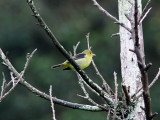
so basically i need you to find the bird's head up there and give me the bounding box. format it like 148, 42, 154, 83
82, 49, 96, 57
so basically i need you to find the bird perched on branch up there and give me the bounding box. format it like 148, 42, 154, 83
51, 49, 96, 70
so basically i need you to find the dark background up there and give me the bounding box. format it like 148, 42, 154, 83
0, 0, 160, 120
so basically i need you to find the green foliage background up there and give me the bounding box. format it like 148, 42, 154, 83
0, 0, 160, 119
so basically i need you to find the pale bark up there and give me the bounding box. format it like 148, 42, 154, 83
118, 0, 145, 119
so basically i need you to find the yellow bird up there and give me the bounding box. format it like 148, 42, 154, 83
51, 49, 96, 70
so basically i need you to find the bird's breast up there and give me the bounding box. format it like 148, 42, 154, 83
75, 57, 92, 69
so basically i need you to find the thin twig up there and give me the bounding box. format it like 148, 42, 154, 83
23, 49, 37, 73
92, 0, 131, 33
73, 41, 80, 55
113, 72, 118, 120
142, 0, 151, 14
0, 49, 37, 102
1, 72, 22, 101
86, 33, 91, 50
92, 59, 112, 94
149, 112, 158, 119
144, 62, 152, 72
86, 33, 114, 96
139, 7, 152, 25
107, 109, 111, 120
6, 77, 16, 88
149, 68, 160, 88
0, 72, 6, 100
114, 72, 118, 105
73, 42, 100, 96
77, 73, 120, 120
10, 72, 15, 86
77, 74, 107, 111
69, 51, 72, 56
139, 0, 152, 25
111, 33, 120, 37
133, 68, 160, 99
49, 85, 56, 120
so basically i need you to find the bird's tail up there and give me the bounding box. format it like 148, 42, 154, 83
51, 64, 62, 69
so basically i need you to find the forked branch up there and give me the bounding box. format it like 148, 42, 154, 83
133, 0, 152, 119
49, 85, 57, 120
92, 0, 131, 33
0, 48, 103, 112
0, 49, 37, 102
86, 33, 114, 96
27, 0, 113, 105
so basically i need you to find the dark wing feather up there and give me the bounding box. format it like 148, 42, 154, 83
73, 53, 86, 60
63, 67, 71, 70
64, 53, 86, 64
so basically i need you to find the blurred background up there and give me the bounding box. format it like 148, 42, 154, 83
0, 0, 160, 119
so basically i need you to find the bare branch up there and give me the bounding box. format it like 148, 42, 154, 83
86, 33, 114, 96
0, 49, 37, 102
73, 41, 80, 55
0, 48, 103, 111
77, 73, 121, 120
77, 73, 107, 111
133, 68, 160, 100
114, 72, 118, 104
73, 41, 100, 96
139, 0, 152, 25
114, 73, 118, 96
92, 0, 117, 22
86, 32, 91, 50
92, 0, 131, 33
107, 109, 111, 120
149, 68, 160, 88
125, 14, 133, 24
122, 85, 131, 106
133, 0, 152, 119
142, 0, 151, 14
73, 41, 101, 96
10, 72, 15, 86
22, 79, 103, 111
69, 51, 72, 56
49, 85, 56, 120
6, 79, 14, 88
23, 49, 37, 73
92, 59, 114, 95
27, 0, 113, 104
144, 62, 152, 72
113, 72, 118, 120
111, 33, 120, 38
149, 112, 158, 119
139, 7, 152, 25
134, 0, 140, 47
0, 72, 6, 100
1, 72, 22, 101
83, 80, 100, 96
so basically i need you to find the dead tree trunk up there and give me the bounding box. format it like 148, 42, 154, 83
118, 0, 145, 119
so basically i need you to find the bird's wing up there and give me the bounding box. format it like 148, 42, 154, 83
73, 53, 86, 60
63, 53, 86, 64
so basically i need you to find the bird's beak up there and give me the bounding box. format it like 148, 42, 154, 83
92, 53, 96, 56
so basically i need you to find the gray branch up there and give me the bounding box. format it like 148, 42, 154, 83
0, 48, 103, 112
27, 0, 113, 105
